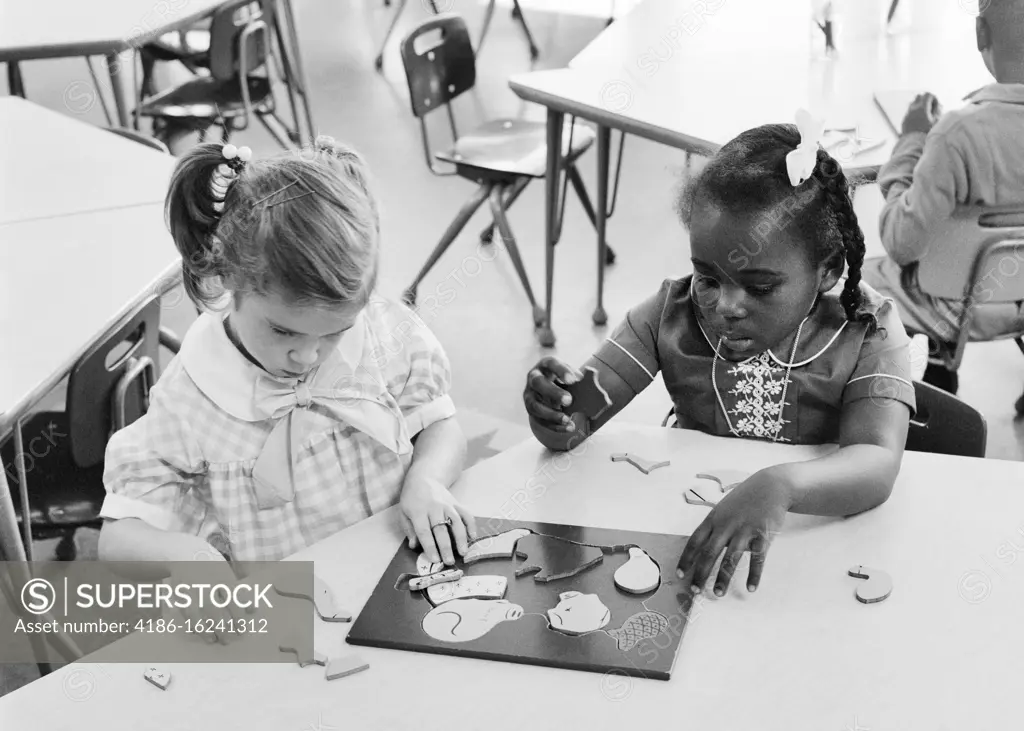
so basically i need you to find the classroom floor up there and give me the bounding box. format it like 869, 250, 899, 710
4, 0, 1024, 700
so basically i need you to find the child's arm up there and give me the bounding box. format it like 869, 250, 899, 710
98, 518, 223, 563
398, 416, 474, 566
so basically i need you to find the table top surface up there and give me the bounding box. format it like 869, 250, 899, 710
521, 0, 992, 167
0, 98, 178, 226
3, 423, 1023, 729
0, 203, 180, 429
0, 0, 226, 60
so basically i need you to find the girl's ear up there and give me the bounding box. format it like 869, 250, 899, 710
818, 251, 844, 293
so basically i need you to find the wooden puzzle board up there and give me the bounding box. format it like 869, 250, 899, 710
346, 518, 694, 681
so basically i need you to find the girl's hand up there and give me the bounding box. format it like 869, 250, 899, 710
677, 470, 793, 597
524, 357, 583, 433
902, 93, 942, 135
399, 477, 477, 566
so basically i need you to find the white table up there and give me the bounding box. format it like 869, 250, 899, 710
3, 423, 1022, 728
0, 97, 176, 225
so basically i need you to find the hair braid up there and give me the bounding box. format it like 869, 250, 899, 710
813, 149, 878, 334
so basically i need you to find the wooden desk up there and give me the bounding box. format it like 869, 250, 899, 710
511, 0, 992, 346
0, 98, 177, 225
0, 204, 181, 567
2, 423, 1022, 728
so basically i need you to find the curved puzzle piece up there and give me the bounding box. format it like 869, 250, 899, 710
278, 636, 326, 667
562, 366, 612, 420
611, 453, 670, 475
463, 528, 531, 564
848, 566, 892, 604
143, 666, 171, 690
514, 533, 603, 582
427, 575, 508, 605
684, 470, 750, 507
274, 574, 352, 622
613, 547, 661, 594
695, 470, 750, 490
326, 654, 369, 681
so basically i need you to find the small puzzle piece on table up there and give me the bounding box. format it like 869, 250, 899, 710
561, 366, 612, 421
610, 453, 670, 475
274, 573, 352, 622
143, 666, 171, 690
514, 533, 604, 582
326, 654, 370, 681
684, 469, 750, 507
848, 565, 892, 604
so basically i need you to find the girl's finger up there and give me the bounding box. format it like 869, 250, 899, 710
399, 512, 418, 549
536, 357, 582, 384
445, 505, 470, 557
527, 369, 573, 409
452, 503, 478, 544
525, 393, 575, 431
429, 513, 456, 566
685, 531, 730, 595
746, 529, 774, 592
677, 521, 713, 577
713, 533, 753, 598
412, 516, 438, 563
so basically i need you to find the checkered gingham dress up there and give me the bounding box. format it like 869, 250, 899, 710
101, 297, 455, 562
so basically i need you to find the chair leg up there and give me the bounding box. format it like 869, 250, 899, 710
403, 184, 494, 305
375, 0, 409, 71
488, 185, 545, 327
257, 111, 294, 150
7, 61, 25, 97
510, 0, 540, 60
477, 0, 497, 56
479, 177, 531, 244
54, 532, 77, 562
567, 162, 617, 266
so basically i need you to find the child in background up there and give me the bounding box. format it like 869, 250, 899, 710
861, 0, 1024, 393
99, 138, 476, 575
523, 116, 915, 598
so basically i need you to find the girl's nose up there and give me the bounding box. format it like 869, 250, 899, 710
715, 286, 748, 319
290, 346, 319, 367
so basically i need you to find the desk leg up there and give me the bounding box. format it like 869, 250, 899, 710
105, 52, 130, 128
538, 109, 564, 348
594, 125, 610, 327
278, 0, 316, 141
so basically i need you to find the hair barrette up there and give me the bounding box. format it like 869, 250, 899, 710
785, 108, 825, 187
222, 143, 252, 173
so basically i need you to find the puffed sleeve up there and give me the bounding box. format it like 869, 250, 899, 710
100, 379, 210, 534
842, 298, 917, 416
592, 280, 668, 394
375, 300, 456, 437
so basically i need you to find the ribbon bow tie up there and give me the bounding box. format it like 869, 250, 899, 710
249, 373, 412, 509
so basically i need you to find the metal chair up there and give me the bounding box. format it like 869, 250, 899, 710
0, 295, 161, 561
397, 14, 610, 330
914, 205, 1024, 415
376, 0, 538, 71
136, 0, 297, 149
906, 380, 987, 458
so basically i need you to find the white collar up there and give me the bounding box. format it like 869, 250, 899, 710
179, 309, 369, 422
694, 310, 847, 368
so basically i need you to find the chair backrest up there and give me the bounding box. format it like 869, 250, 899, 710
905, 380, 987, 458
917, 204, 1024, 301
207, 0, 274, 81
65, 295, 162, 468
399, 14, 476, 120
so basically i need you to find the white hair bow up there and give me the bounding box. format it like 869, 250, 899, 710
785, 108, 825, 187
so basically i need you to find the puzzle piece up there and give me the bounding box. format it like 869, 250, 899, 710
848, 566, 892, 604
613, 546, 661, 594
426, 574, 507, 605
695, 470, 749, 490
143, 666, 171, 690
684, 470, 749, 507
514, 533, 604, 582
610, 453, 670, 475
279, 634, 321, 667
274, 574, 352, 622
408, 569, 463, 591
325, 654, 370, 681
561, 366, 612, 421
463, 528, 531, 564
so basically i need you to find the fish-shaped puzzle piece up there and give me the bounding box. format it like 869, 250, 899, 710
604, 610, 669, 652
143, 666, 171, 690
326, 654, 369, 681
427, 575, 508, 605
561, 366, 612, 421
463, 528, 531, 564
274, 573, 352, 622
613, 547, 661, 594
848, 566, 892, 604
514, 533, 603, 582
611, 453, 670, 475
